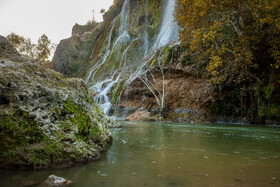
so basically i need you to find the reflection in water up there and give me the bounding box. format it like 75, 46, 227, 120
1, 122, 280, 186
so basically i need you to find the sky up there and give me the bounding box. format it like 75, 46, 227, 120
0, 0, 114, 44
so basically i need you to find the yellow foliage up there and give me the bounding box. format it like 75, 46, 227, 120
176, 0, 280, 83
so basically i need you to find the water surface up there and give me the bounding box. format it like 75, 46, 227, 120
1, 122, 280, 186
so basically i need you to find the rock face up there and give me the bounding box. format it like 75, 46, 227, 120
72, 23, 96, 36
120, 63, 216, 122
115, 45, 218, 123
0, 35, 22, 61
125, 111, 151, 121
0, 35, 120, 169
122, 64, 215, 111
53, 22, 102, 77
52, 35, 88, 76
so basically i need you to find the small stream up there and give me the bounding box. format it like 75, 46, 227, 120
1, 122, 280, 186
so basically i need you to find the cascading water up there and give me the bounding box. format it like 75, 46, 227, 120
153, 0, 179, 49
87, 0, 131, 114
87, 0, 179, 115
90, 74, 121, 115
143, 0, 150, 56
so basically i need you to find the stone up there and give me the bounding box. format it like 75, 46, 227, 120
44, 175, 73, 186
126, 111, 151, 121
72, 23, 97, 36
53, 22, 101, 77
0, 35, 121, 169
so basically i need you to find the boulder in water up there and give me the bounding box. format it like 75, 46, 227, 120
126, 111, 151, 121
44, 175, 73, 186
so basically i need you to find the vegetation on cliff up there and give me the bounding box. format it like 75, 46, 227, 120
175, 0, 280, 123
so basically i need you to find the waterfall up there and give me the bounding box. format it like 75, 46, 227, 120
144, 0, 150, 56
87, 0, 179, 115
153, 0, 178, 49
90, 74, 121, 115
86, 0, 131, 114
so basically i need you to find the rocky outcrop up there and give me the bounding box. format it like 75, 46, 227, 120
122, 64, 215, 111
52, 35, 88, 76
0, 35, 23, 61
53, 22, 102, 77
72, 23, 97, 36
125, 111, 151, 121
0, 36, 120, 169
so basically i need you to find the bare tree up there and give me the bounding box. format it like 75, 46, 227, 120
138, 60, 165, 116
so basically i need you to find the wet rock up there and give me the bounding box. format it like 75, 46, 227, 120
44, 175, 73, 186
0, 35, 121, 169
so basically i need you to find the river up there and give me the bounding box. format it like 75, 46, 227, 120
1, 122, 280, 186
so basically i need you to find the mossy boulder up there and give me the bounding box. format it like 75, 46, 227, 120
0, 35, 120, 169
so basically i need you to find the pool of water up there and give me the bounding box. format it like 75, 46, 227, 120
1, 122, 280, 186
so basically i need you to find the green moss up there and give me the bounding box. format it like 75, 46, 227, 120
26, 138, 63, 168
0, 110, 47, 167
69, 62, 81, 77
111, 79, 126, 104
62, 97, 103, 142
82, 61, 93, 78
63, 97, 80, 113
84, 95, 95, 105
149, 0, 162, 39
169, 113, 189, 121
0, 96, 108, 168
0, 110, 44, 144
60, 83, 67, 87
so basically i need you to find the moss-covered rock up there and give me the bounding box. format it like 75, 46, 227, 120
0, 35, 120, 169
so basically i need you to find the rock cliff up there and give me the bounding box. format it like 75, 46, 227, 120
0, 35, 120, 169
52, 22, 102, 77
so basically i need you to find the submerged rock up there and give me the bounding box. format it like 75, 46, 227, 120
0, 35, 120, 169
44, 175, 73, 186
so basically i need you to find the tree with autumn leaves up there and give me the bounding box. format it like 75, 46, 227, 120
175, 0, 280, 123
7, 33, 55, 64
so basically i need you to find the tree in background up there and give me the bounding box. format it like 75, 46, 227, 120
7, 32, 36, 59
7, 32, 55, 64
36, 34, 52, 64
175, 0, 280, 123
